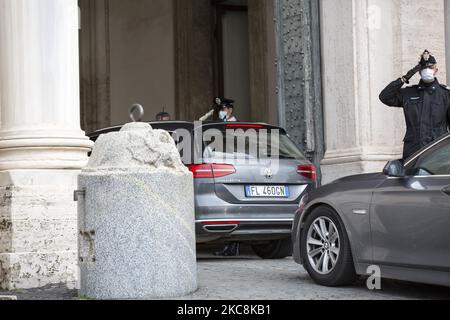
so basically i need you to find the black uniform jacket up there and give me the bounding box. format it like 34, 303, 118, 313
379, 78, 450, 159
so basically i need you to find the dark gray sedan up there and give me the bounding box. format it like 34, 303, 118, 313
293, 134, 450, 287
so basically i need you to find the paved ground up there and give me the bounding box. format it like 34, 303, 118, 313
1, 245, 449, 300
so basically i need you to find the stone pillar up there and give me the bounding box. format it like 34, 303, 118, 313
79, 0, 112, 134
248, 0, 270, 123
174, 0, 215, 121
0, 0, 93, 290
320, 0, 447, 184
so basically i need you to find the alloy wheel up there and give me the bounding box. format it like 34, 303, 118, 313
306, 217, 341, 275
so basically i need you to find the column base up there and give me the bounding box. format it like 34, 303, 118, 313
0, 170, 80, 290
0, 132, 93, 170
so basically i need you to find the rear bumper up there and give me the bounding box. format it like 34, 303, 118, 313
194, 190, 300, 243
195, 218, 294, 244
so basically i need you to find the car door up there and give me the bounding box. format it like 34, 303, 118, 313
371, 137, 450, 271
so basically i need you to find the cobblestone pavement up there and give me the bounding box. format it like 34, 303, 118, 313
1, 245, 449, 300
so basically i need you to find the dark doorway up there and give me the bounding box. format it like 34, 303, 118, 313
213, 0, 251, 122
174, 0, 274, 124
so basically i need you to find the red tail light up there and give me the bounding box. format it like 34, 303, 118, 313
187, 164, 213, 179
188, 164, 236, 179
297, 165, 317, 181
211, 164, 237, 178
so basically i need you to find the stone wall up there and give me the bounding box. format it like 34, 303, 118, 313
0, 171, 80, 290
109, 0, 176, 126
79, 0, 176, 132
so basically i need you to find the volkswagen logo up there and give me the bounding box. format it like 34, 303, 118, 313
264, 168, 273, 179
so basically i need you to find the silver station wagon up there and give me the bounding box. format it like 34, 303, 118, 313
90, 122, 316, 259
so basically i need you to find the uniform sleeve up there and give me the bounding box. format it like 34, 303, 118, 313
379, 78, 405, 108
199, 109, 215, 121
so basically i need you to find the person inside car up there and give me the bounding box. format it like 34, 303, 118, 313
156, 111, 171, 121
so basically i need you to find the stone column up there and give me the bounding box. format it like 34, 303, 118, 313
79, 0, 112, 134
248, 0, 270, 123
174, 0, 215, 121
0, 0, 93, 290
320, 0, 447, 184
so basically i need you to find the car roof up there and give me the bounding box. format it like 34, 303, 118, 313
199, 122, 286, 133
87, 121, 193, 139
88, 121, 285, 140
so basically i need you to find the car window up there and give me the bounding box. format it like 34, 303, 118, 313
203, 130, 307, 161
411, 139, 450, 176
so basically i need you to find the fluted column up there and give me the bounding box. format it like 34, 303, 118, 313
0, 0, 93, 170
0, 0, 93, 290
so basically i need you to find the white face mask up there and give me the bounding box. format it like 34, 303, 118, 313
420, 68, 435, 82
219, 111, 227, 120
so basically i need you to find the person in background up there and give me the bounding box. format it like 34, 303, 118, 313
199, 97, 222, 121
156, 111, 171, 121
215, 97, 240, 257
200, 97, 236, 122
199, 97, 241, 256
215, 242, 240, 257
219, 100, 238, 122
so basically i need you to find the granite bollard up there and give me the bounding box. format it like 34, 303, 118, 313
76, 122, 197, 299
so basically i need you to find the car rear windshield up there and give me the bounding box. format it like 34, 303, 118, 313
202, 129, 307, 161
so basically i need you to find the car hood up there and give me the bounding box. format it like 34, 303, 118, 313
330, 172, 385, 185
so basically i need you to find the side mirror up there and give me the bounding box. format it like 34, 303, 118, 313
383, 160, 406, 177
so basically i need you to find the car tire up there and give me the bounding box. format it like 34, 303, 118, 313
300, 206, 357, 287
251, 239, 292, 260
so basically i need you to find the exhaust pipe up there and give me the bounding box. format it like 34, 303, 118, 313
203, 224, 239, 233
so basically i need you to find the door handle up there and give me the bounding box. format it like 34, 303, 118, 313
442, 186, 450, 196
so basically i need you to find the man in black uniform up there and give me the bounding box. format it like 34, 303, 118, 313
379, 50, 450, 159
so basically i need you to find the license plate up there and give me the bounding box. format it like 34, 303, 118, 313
245, 186, 290, 198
